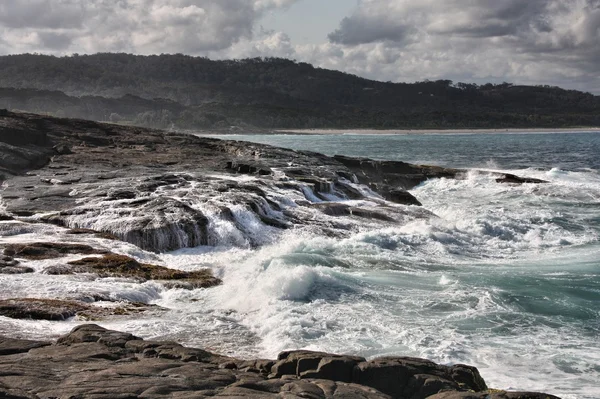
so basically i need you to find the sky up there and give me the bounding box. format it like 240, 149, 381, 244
0, 0, 599, 93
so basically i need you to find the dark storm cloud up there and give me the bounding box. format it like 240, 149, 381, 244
328, 16, 414, 45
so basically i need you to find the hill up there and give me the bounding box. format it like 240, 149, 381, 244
0, 53, 599, 129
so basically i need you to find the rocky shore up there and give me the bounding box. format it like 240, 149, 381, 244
0, 110, 557, 398
0, 324, 559, 399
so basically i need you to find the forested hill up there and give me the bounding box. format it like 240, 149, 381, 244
1, 53, 599, 129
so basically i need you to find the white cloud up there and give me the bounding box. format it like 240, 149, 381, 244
317, 0, 600, 91
0, 0, 299, 54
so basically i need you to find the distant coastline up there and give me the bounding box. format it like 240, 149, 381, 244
272, 127, 600, 135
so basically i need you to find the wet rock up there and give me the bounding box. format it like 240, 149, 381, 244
334, 155, 461, 190
0, 298, 91, 320
67, 253, 221, 288
495, 174, 549, 184
53, 144, 72, 155
376, 186, 422, 206
0, 298, 161, 321
0, 256, 34, 274
312, 203, 353, 216
54, 197, 211, 252
4, 242, 107, 260
0, 213, 14, 221
41, 264, 74, 275
0, 111, 557, 254
226, 160, 272, 175
311, 203, 394, 222
65, 228, 119, 240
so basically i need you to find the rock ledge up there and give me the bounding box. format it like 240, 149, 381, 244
0, 324, 560, 399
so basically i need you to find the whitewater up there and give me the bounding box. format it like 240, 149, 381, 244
1, 131, 599, 399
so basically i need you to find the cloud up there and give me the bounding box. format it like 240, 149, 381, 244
0, 0, 300, 54
0, 0, 599, 93
318, 0, 600, 92
213, 0, 600, 93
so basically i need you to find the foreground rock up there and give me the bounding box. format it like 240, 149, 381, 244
0, 111, 547, 252
0, 324, 559, 399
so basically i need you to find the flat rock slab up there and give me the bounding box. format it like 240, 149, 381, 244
0, 111, 547, 253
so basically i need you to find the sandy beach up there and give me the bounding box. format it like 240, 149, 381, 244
273, 127, 600, 135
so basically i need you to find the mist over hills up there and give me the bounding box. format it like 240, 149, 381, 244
1, 53, 599, 130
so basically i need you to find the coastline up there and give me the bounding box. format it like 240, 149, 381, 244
0, 111, 594, 398
272, 127, 600, 135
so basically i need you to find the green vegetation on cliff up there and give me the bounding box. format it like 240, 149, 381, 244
0, 53, 598, 129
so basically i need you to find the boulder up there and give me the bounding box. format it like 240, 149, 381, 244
352, 357, 487, 398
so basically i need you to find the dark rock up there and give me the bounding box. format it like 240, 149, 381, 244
379, 187, 422, 206
495, 174, 549, 184
334, 155, 461, 190
226, 160, 273, 176
4, 242, 107, 260
0, 265, 35, 274
67, 253, 221, 288
312, 203, 353, 216
272, 351, 366, 383
0, 213, 14, 221
41, 264, 74, 275
65, 228, 119, 240
0, 298, 160, 321
53, 144, 72, 155
0, 298, 90, 320
352, 356, 488, 399
0, 110, 557, 255
0, 325, 560, 399
57, 324, 140, 347
56, 197, 211, 252
301, 357, 362, 383
0, 337, 51, 356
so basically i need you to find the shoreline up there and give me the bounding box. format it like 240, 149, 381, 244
271, 127, 600, 135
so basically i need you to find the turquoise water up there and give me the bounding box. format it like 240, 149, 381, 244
216, 131, 600, 171
199, 131, 600, 398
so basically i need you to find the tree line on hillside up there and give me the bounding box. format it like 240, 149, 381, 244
0, 53, 598, 129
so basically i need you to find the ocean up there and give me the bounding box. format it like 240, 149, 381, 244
2, 131, 599, 398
